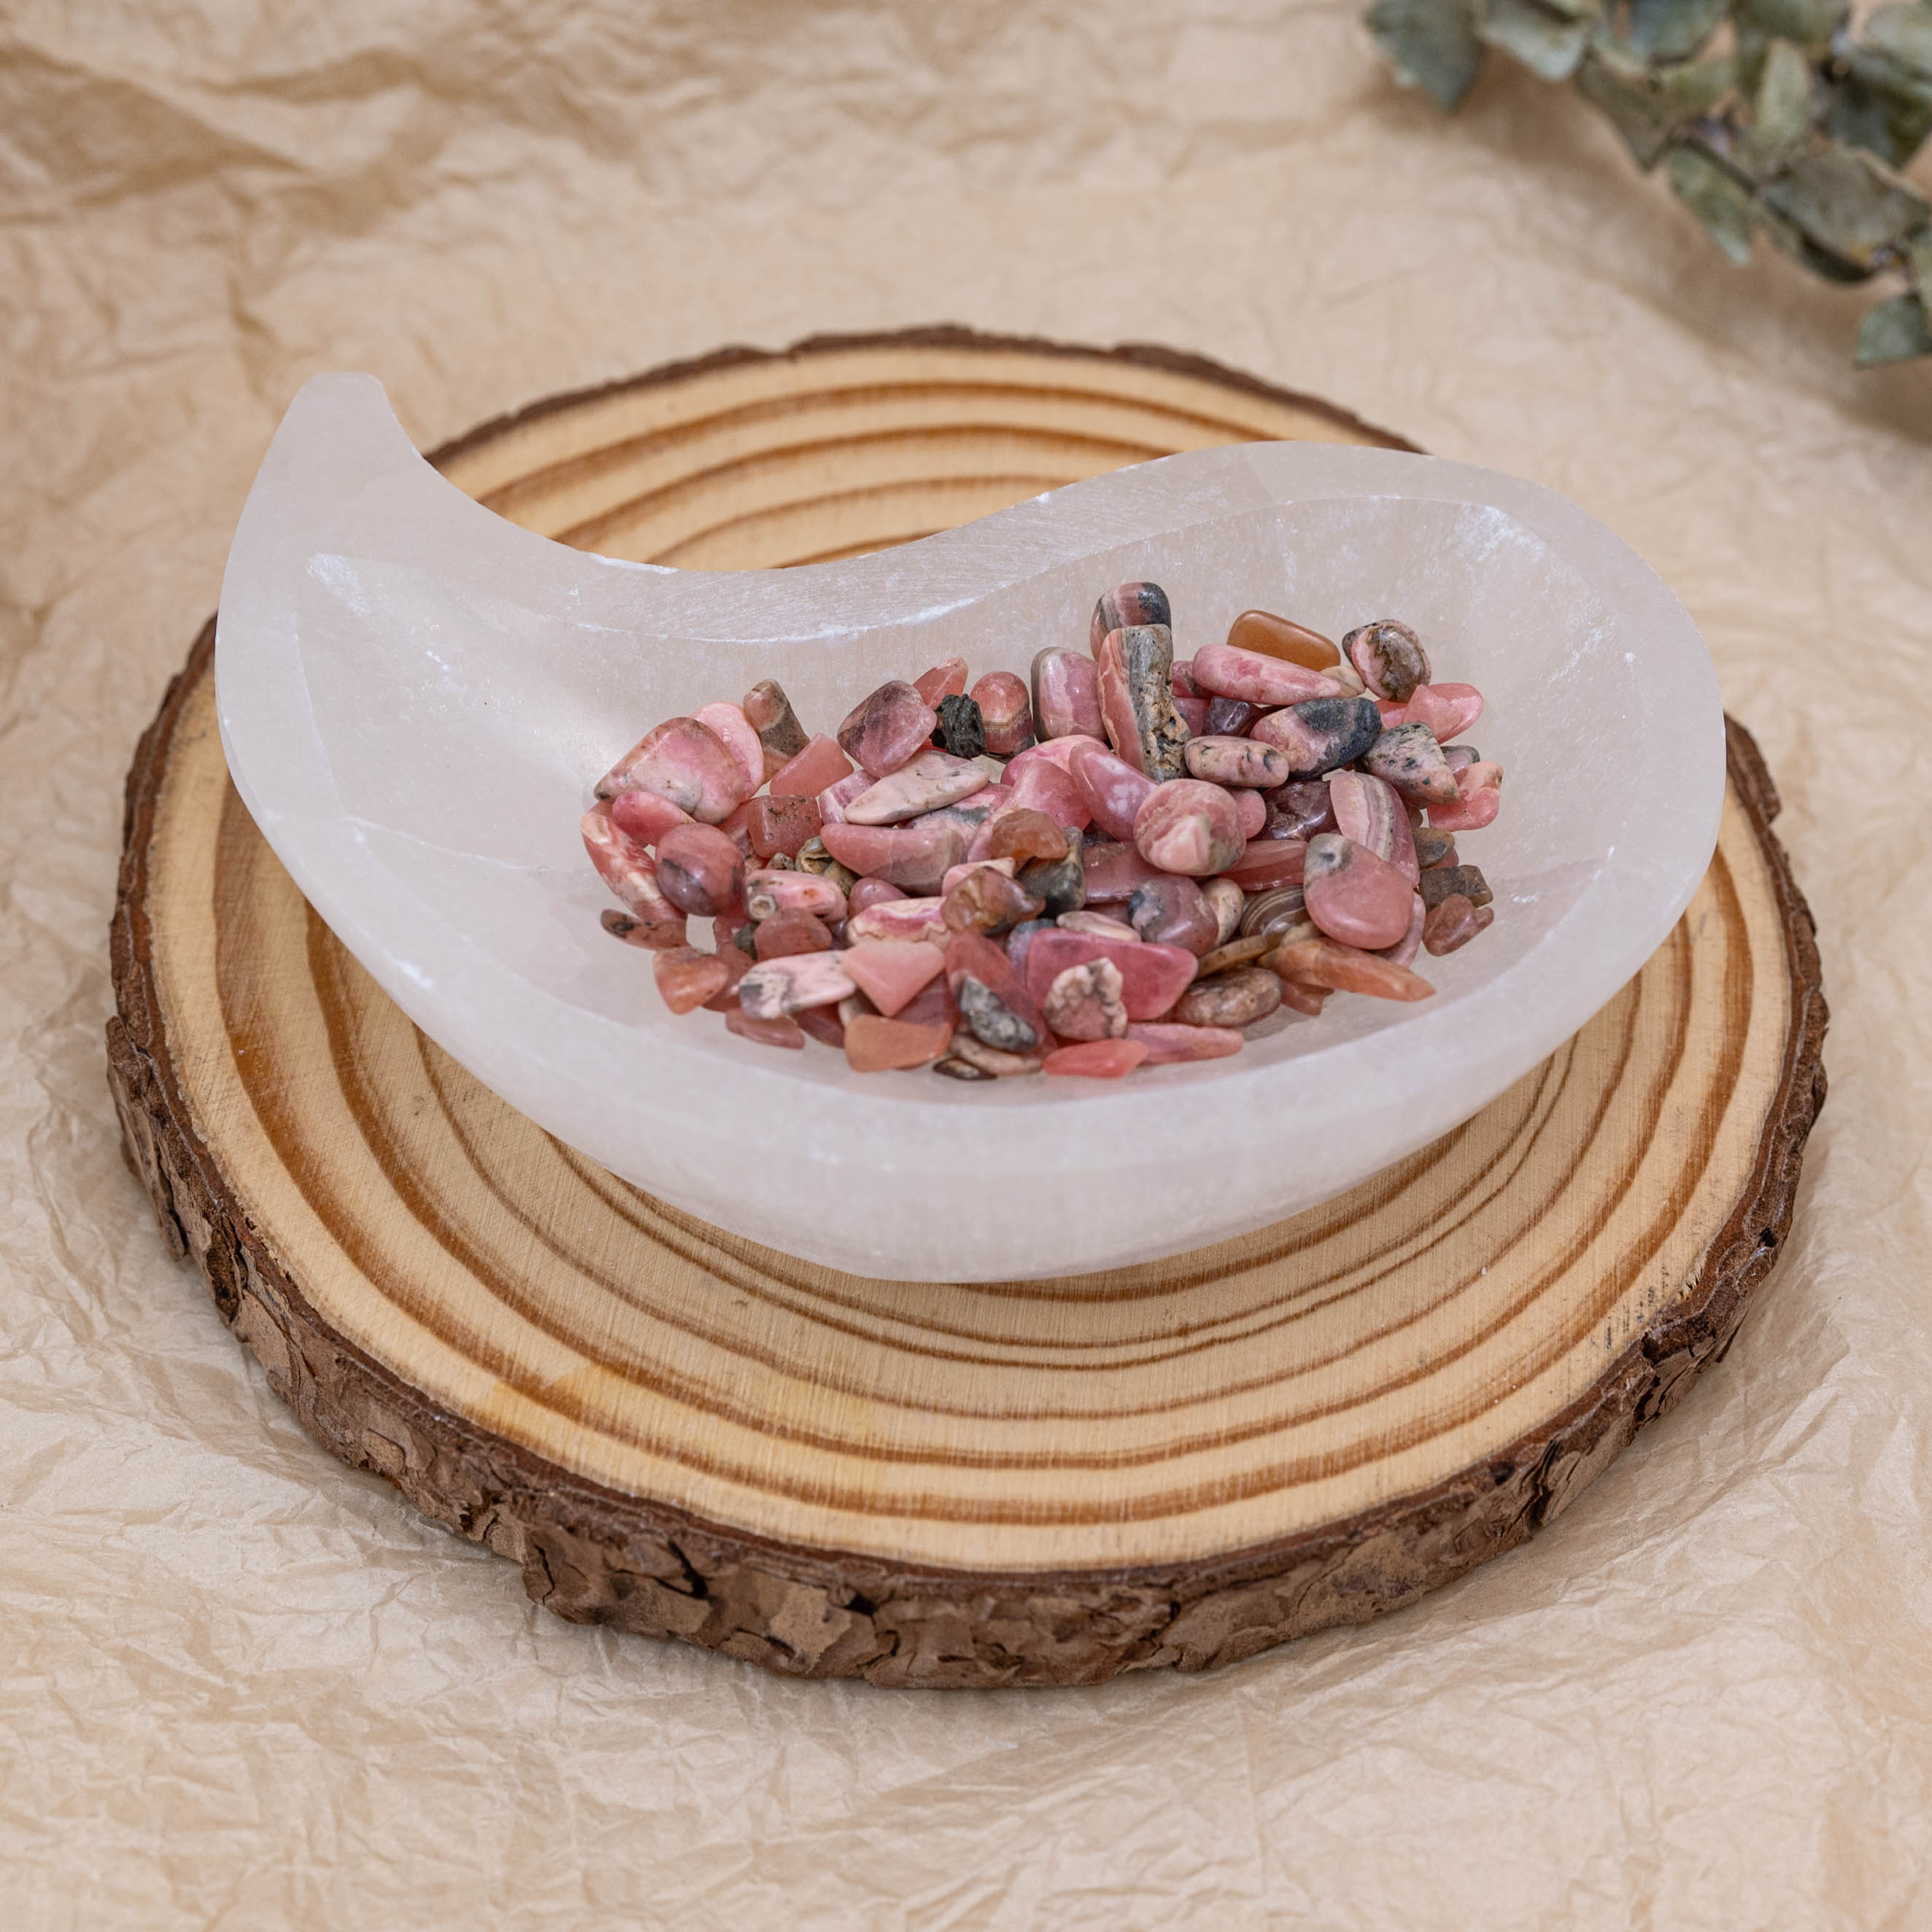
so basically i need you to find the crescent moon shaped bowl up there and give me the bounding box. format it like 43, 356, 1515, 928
215, 374, 1724, 1282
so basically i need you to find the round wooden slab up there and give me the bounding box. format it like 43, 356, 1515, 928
109, 330, 1827, 1688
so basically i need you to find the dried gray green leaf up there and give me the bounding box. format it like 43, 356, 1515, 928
1475, 0, 1593, 79
1828, 47, 1932, 168
1762, 145, 1930, 267
1628, 0, 1728, 60
1579, 47, 1734, 166
1734, 0, 1849, 58
1742, 38, 1817, 173
1866, 1, 1932, 81
1669, 143, 1759, 262
1853, 290, 1932, 362
1367, 0, 1488, 107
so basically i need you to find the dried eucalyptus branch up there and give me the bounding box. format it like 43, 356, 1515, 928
1364, 0, 1932, 364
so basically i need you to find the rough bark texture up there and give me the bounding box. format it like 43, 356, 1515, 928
105, 336, 1826, 1688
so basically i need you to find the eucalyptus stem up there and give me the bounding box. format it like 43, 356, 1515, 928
1364, 0, 1932, 364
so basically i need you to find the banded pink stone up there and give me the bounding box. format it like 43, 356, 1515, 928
693, 701, 765, 797
743, 868, 849, 921
1088, 581, 1170, 657
848, 896, 949, 946
1030, 646, 1105, 741
1329, 770, 1419, 884
1132, 780, 1244, 878
736, 951, 857, 1020
971, 671, 1034, 757
1190, 642, 1342, 708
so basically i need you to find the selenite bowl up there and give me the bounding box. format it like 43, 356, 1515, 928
215, 375, 1724, 1281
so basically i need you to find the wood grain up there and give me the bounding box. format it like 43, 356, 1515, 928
107, 330, 1827, 1686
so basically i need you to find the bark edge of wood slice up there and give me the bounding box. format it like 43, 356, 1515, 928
107, 328, 1828, 1688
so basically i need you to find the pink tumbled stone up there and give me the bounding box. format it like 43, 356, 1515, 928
580, 805, 660, 913
1302, 833, 1417, 950
608, 789, 692, 848
753, 909, 835, 960
913, 657, 970, 706
1233, 787, 1267, 840
971, 671, 1034, 757
1427, 760, 1504, 833
841, 939, 948, 1017
1126, 873, 1218, 956
655, 822, 746, 917
848, 895, 949, 945
1030, 646, 1105, 741
725, 1008, 805, 1050
838, 679, 939, 778
1022, 930, 1197, 1021
844, 1014, 954, 1072
737, 951, 857, 1020
1057, 910, 1140, 942
745, 794, 823, 860
1003, 755, 1089, 832
1183, 735, 1291, 788
693, 701, 765, 797
1078, 841, 1164, 903
944, 930, 1050, 1043
1005, 738, 1087, 778
768, 733, 854, 799
743, 869, 848, 921
1069, 739, 1158, 841
1329, 770, 1419, 882
1126, 1021, 1245, 1064
1190, 642, 1342, 708
816, 770, 872, 824
940, 857, 1017, 897
819, 817, 970, 894
1175, 697, 1209, 736
653, 946, 730, 1016
1404, 682, 1485, 742
844, 749, 987, 825
847, 876, 908, 915
1043, 957, 1129, 1040
1377, 893, 1427, 967
598, 716, 749, 824
600, 901, 687, 951
1220, 838, 1308, 891
1044, 1038, 1149, 1079
1132, 780, 1245, 878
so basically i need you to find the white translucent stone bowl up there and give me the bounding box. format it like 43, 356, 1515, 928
216, 375, 1724, 1282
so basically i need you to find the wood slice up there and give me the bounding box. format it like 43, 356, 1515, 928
108, 330, 1827, 1688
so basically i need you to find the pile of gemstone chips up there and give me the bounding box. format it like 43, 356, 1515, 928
580, 585, 1503, 1081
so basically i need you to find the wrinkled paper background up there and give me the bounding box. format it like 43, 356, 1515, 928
4, 4, 1930, 1925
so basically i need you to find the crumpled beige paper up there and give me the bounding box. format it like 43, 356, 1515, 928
3, 4, 1928, 1925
